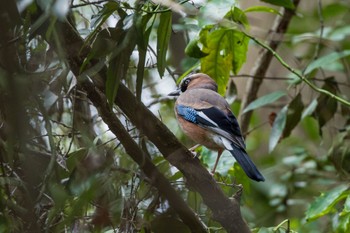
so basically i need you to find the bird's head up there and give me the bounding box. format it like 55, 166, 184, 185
168, 73, 218, 96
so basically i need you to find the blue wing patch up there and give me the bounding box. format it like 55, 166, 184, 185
176, 105, 218, 127
176, 105, 198, 124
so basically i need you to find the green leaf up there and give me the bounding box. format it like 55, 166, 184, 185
341, 195, 350, 216
243, 91, 286, 114
199, 7, 249, 95
260, 0, 295, 9
301, 116, 320, 141
81, 6, 126, 73
337, 212, 350, 233
66, 148, 88, 171
283, 93, 304, 138
185, 38, 208, 58
304, 50, 350, 75
157, 11, 172, 77
269, 106, 288, 152
244, 6, 282, 16
169, 171, 183, 181
306, 185, 349, 222
81, 27, 123, 73
135, 13, 154, 100
224, 7, 249, 74
85, 2, 125, 48
90, 2, 125, 29
106, 27, 137, 108
200, 28, 233, 94
301, 99, 318, 119
106, 56, 122, 108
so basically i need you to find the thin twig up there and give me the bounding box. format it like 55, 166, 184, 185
243, 31, 350, 107
231, 74, 350, 87
71, 0, 108, 8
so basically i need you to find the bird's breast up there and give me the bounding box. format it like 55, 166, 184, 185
177, 117, 225, 151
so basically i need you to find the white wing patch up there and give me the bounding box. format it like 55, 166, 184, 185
220, 136, 233, 150
197, 111, 219, 127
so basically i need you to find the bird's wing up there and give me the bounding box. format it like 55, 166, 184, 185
176, 105, 246, 150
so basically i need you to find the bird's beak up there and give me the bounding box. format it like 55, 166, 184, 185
168, 88, 181, 96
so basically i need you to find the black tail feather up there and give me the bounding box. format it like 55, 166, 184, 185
229, 146, 265, 182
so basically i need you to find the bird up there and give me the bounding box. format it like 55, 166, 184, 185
168, 73, 265, 182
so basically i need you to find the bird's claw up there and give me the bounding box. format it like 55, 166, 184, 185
189, 144, 200, 159
190, 150, 199, 159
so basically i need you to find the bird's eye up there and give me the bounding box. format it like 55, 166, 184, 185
180, 78, 191, 92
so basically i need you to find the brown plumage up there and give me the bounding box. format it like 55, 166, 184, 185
169, 73, 265, 182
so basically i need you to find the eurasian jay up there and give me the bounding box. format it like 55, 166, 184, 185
169, 73, 265, 182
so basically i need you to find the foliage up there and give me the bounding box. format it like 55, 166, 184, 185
185, 7, 249, 94
0, 0, 350, 232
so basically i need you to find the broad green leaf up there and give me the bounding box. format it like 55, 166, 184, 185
269, 106, 288, 152
244, 6, 281, 16
260, 0, 295, 9
306, 185, 349, 222
283, 93, 304, 138
198, 8, 249, 95
224, 6, 249, 27
200, 28, 233, 94
243, 91, 286, 114
304, 50, 350, 75
224, 7, 249, 74
185, 38, 208, 58
301, 99, 318, 119
157, 11, 172, 77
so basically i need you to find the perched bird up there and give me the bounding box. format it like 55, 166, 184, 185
169, 73, 265, 182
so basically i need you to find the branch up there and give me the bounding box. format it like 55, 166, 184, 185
54, 21, 251, 232
25, 10, 208, 231
114, 84, 250, 233
80, 79, 207, 233
239, 0, 301, 134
